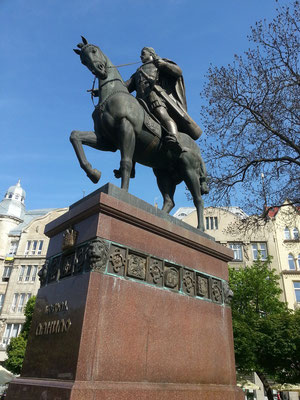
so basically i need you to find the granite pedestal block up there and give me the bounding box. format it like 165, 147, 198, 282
6, 184, 244, 400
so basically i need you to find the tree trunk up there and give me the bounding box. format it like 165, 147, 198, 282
256, 371, 274, 400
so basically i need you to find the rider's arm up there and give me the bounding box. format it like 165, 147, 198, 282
125, 74, 136, 93
155, 59, 182, 78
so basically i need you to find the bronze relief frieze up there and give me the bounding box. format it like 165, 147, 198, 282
41, 237, 230, 307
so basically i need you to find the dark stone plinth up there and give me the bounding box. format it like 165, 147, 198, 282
7, 184, 243, 400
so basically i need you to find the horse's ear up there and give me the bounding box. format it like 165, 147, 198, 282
73, 49, 81, 55
81, 36, 88, 45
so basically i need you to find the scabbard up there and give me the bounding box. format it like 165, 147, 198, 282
153, 84, 190, 123
153, 84, 202, 139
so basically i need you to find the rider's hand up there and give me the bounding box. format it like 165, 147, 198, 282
87, 89, 99, 97
154, 59, 164, 68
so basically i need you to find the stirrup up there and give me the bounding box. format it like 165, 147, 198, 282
164, 135, 182, 154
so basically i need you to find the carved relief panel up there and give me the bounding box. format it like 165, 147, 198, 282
127, 253, 147, 280
108, 245, 126, 276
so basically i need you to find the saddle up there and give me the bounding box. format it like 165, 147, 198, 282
138, 99, 162, 139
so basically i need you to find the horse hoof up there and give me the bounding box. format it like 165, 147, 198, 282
87, 169, 101, 183
113, 169, 122, 179
201, 182, 209, 195
113, 168, 135, 179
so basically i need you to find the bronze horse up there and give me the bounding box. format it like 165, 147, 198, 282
71, 37, 207, 230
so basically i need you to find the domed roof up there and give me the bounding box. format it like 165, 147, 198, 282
5, 179, 26, 203
0, 179, 26, 220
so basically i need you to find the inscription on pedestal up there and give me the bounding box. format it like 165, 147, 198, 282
35, 300, 72, 336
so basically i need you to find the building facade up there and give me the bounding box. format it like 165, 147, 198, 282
0, 181, 67, 361
174, 204, 300, 310
174, 204, 300, 400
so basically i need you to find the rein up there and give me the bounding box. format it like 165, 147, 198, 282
90, 76, 97, 106
89, 60, 141, 106
107, 60, 141, 69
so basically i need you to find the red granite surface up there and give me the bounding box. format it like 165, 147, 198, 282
7, 188, 243, 400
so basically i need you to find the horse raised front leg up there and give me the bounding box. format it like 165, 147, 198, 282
117, 118, 135, 191
70, 130, 101, 183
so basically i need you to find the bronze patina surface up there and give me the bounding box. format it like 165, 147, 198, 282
70, 38, 208, 230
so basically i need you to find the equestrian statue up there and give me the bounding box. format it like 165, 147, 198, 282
71, 37, 209, 230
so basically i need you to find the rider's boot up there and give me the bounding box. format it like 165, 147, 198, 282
164, 121, 182, 154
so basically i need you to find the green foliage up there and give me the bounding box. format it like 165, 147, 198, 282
229, 259, 300, 384
21, 296, 36, 340
4, 296, 36, 375
229, 256, 285, 319
4, 336, 27, 375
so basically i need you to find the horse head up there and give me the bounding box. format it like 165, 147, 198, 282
74, 36, 108, 79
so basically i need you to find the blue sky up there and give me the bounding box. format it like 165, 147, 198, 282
0, 0, 289, 212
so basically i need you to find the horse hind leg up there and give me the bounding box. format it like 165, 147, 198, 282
70, 130, 101, 183
179, 157, 204, 230
153, 169, 176, 213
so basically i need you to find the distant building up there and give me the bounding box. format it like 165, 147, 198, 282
175, 204, 300, 400
0, 181, 67, 361
174, 203, 300, 310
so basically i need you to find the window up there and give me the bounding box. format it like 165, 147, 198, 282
8, 240, 19, 255
205, 216, 218, 230
25, 241, 31, 255
31, 266, 38, 282
25, 293, 31, 305
288, 254, 296, 270
2, 323, 22, 346
19, 265, 38, 282
284, 227, 291, 240
18, 266, 26, 282
31, 241, 38, 255
0, 294, 5, 313
25, 266, 32, 282
252, 243, 267, 260
2, 266, 12, 282
214, 217, 218, 230
293, 228, 299, 240
11, 294, 19, 312
17, 294, 26, 313
11, 293, 30, 313
229, 243, 243, 261
293, 282, 300, 303
37, 240, 43, 255
25, 240, 43, 255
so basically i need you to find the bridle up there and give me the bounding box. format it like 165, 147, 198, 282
89, 60, 142, 106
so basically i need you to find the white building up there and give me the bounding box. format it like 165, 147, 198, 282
0, 181, 67, 361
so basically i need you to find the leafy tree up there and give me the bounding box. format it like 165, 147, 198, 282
202, 1, 300, 213
4, 296, 36, 374
229, 258, 300, 400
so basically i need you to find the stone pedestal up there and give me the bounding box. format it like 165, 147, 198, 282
7, 184, 244, 400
